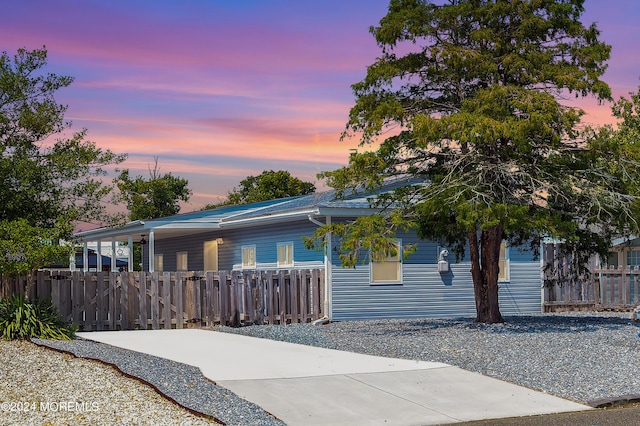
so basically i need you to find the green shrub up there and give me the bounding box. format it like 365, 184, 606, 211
0, 294, 77, 340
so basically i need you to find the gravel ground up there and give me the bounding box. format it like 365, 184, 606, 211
217, 312, 640, 405
0, 339, 221, 426
33, 338, 285, 426
11, 312, 640, 425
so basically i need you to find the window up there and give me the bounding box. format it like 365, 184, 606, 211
627, 250, 640, 267
277, 242, 294, 267
204, 240, 219, 271
498, 242, 509, 282
176, 251, 188, 271
154, 254, 164, 272
242, 246, 256, 268
371, 241, 402, 283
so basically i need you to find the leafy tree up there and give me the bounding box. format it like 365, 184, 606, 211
0, 219, 72, 276
0, 47, 125, 273
309, 0, 638, 323
115, 157, 191, 221
204, 170, 315, 208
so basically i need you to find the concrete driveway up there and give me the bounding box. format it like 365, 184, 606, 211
77, 329, 589, 426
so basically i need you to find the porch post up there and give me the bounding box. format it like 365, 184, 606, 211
96, 240, 102, 272
111, 238, 117, 271
127, 235, 134, 272
69, 249, 76, 271
148, 229, 155, 273
83, 241, 89, 272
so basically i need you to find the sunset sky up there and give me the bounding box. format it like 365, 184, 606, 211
1, 0, 639, 213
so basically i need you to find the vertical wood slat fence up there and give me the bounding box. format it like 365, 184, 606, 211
544, 265, 640, 312
0, 269, 324, 331
542, 242, 598, 312
594, 266, 640, 309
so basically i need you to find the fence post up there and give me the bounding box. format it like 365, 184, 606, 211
594, 271, 601, 305
229, 271, 241, 327
138, 272, 147, 330
279, 270, 287, 324
163, 272, 173, 329
120, 271, 128, 330
96, 272, 105, 331
219, 271, 228, 325
150, 273, 160, 329
264, 270, 273, 324
255, 271, 265, 325
243, 271, 253, 324
633, 265, 640, 305
195, 272, 203, 323
176, 272, 184, 329
300, 270, 309, 322
205, 271, 215, 326
290, 270, 299, 323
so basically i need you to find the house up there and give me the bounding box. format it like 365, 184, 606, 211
74, 180, 544, 321
44, 249, 128, 272
605, 236, 640, 268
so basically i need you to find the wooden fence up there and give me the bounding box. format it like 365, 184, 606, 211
0, 269, 324, 331
544, 266, 640, 312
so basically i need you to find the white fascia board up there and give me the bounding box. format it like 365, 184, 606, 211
74, 221, 147, 242
220, 199, 295, 221
316, 207, 383, 217
219, 209, 320, 228
154, 222, 222, 230
612, 235, 639, 247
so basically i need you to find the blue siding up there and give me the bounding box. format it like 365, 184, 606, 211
331, 234, 542, 321
149, 216, 541, 321
509, 246, 537, 262
149, 219, 323, 271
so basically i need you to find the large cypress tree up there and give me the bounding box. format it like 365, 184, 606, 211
312, 0, 640, 323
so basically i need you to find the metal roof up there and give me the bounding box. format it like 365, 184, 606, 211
74, 177, 423, 242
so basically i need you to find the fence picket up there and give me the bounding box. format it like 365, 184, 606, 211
175, 272, 184, 329
194, 272, 202, 322
151, 273, 160, 329
4, 269, 323, 330
163, 272, 172, 329
138, 273, 147, 330
96, 272, 105, 331
291, 270, 299, 323
278, 270, 287, 324
205, 272, 214, 325
265, 270, 275, 324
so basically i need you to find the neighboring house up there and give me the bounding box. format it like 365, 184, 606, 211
606, 236, 640, 268
74, 179, 544, 320
45, 249, 128, 272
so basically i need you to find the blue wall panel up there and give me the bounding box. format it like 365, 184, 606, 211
149, 219, 324, 271
331, 244, 542, 321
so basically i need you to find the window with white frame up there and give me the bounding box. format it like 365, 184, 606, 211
498, 242, 510, 282
277, 242, 294, 267
154, 254, 164, 272
176, 251, 188, 271
371, 241, 402, 283
627, 250, 640, 267
242, 245, 256, 268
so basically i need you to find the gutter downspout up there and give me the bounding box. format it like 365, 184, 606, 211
308, 214, 332, 322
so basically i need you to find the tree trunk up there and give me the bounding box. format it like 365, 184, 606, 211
469, 225, 504, 323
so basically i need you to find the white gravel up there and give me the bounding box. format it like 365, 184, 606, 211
0, 339, 221, 426
12, 312, 640, 426
33, 338, 284, 426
